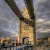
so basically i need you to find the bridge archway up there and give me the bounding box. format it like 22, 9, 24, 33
22, 37, 30, 45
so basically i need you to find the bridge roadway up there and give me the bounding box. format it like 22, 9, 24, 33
16, 44, 32, 50
0, 44, 32, 50
0, 44, 50, 50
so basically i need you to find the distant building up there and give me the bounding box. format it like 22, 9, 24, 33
0, 37, 11, 44
36, 38, 44, 45
36, 36, 50, 45
48, 36, 50, 45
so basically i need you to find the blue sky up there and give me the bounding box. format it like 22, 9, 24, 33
0, 0, 50, 39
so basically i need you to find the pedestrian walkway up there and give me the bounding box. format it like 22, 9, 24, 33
0, 45, 50, 50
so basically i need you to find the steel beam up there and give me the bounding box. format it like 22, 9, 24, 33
24, 0, 35, 19
24, 0, 36, 45
5, 0, 33, 27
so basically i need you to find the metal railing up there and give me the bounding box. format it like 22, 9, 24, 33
0, 44, 50, 50
0, 44, 32, 50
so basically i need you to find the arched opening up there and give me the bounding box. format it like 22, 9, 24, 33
22, 37, 30, 45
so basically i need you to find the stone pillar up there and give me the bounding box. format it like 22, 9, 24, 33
18, 8, 35, 45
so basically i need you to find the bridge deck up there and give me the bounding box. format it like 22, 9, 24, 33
0, 45, 50, 50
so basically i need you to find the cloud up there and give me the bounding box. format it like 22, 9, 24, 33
34, 0, 50, 19
11, 34, 18, 40
0, 28, 12, 37
0, 0, 18, 38
11, 34, 18, 37
36, 27, 50, 33
33, 0, 50, 37
0, 0, 50, 39
36, 18, 50, 33
15, 0, 26, 9
36, 18, 46, 23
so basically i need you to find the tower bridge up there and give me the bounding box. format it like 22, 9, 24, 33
5, 0, 36, 45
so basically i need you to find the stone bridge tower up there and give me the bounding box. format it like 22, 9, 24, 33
5, 0, 36, 45
18, 8, 35, 45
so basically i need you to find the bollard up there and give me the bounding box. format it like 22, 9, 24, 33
0, 48, 1, 50
13, 47, 14, 50
5, 48, 7, 50
10, 47, 11, 50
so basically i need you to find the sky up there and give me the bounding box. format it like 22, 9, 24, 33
33, 0, 50, 38
0, 0, 50, 39
15, 0, 50, 38
0, 0, 18, 39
